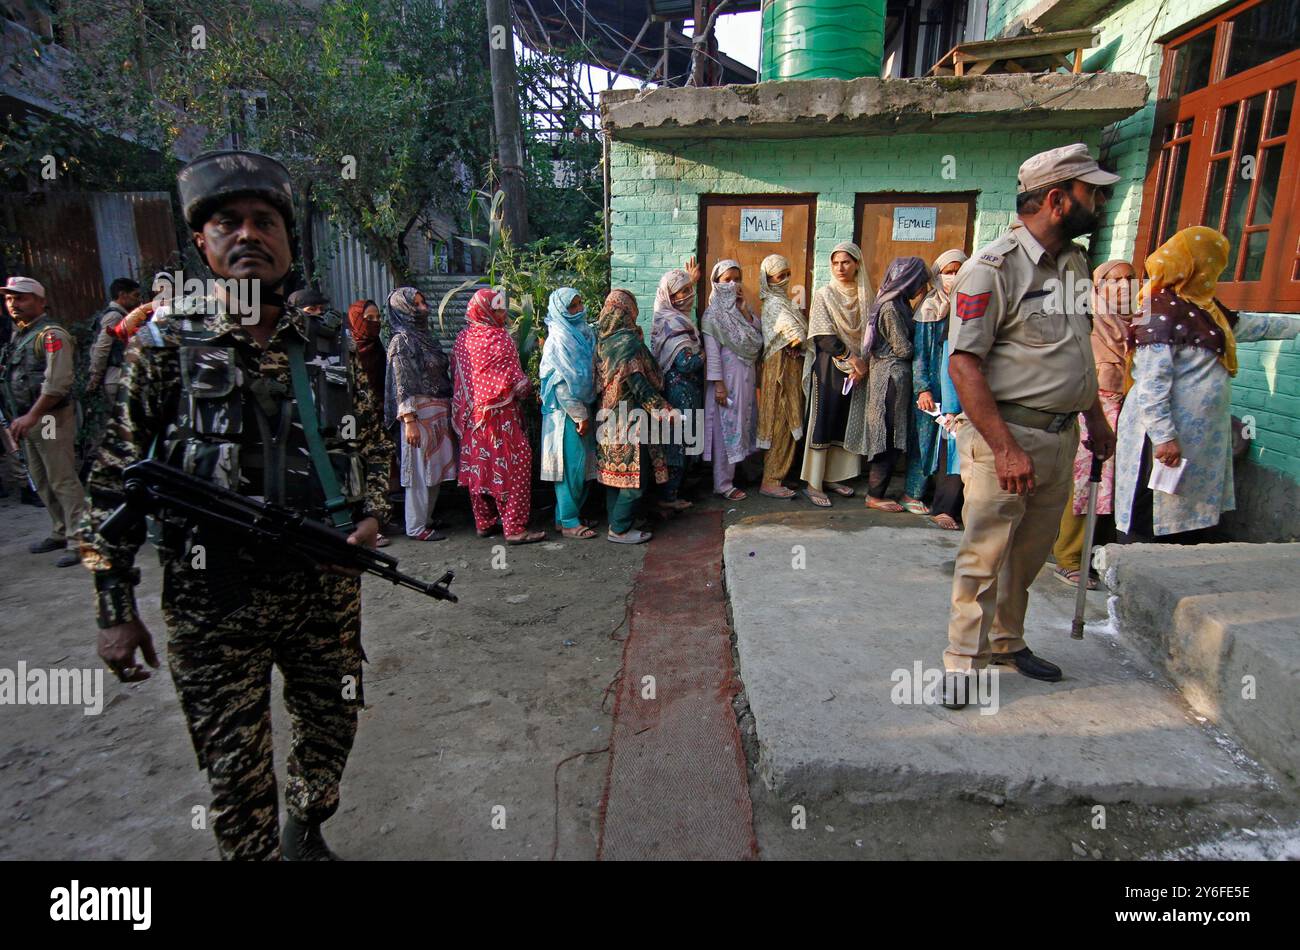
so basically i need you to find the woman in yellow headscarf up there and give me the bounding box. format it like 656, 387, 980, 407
1113, 227, 1300, 541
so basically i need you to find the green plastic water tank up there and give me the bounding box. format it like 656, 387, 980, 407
760, 0, 885, 81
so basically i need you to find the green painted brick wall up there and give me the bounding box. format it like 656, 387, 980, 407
610, 127, 1097, 322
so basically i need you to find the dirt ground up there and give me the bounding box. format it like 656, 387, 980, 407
2, 469, 1296, 861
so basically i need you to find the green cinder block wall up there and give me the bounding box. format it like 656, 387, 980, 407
610, 128, 1099, 327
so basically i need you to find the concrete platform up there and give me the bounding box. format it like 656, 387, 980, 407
724, 521, 1271, 806
1100, 542, 1300, 785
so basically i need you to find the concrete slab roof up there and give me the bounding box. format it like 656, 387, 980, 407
600, 72, 1150, 142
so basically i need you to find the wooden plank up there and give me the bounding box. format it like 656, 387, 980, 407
943, 27, 1098, 64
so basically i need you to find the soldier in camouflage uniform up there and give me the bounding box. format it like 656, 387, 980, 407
80, 150, 393, 861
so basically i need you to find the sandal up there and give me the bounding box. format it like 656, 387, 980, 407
1053, 566, 1098, 590
561, 525, 598, 540
929, 514, 961, 531
608, 528, 653, 544
760, 485, 797, 499
412, 526, 447, 542
505, 530, 547, 545
901, 497, 929, 515
803, 488, 832, 508
374, 533, 392, 548
865, 497, 905, 512
476, 525, 502, 539
720, 488, 747, 501
825, 482, 855, 498
656, 498, 693, 511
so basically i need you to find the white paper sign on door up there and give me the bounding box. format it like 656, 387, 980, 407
740, 208, 783, 242
892, 206, 937, 242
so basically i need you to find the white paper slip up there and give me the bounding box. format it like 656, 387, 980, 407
921, 404, 943, 418
1148, 458, 1187, 494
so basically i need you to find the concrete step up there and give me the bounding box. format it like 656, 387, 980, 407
1099, 542, 1300, 786
724, 521, 1273, 807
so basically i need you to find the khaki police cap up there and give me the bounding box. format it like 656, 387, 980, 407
1, 276, 46, 297
178, 150, 295, 230
1017, 143, 1120, 195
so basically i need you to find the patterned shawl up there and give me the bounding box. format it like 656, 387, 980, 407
651, 267, 701, 373
759, 253, 807, 356
540, 286, 595, 406
701, 259, 763, 364
384, 286, 450, 428
452, 287, 526, 431
865, 256, 929, 354
915, 249, 968, 324
1130, 227, 1238, 382
597, 288, 664, 401
808, 241, 872, 357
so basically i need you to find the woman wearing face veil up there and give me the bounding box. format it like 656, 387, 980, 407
702, 259, 763, 501
799, 241, 873, 507
756, 254, 808, 498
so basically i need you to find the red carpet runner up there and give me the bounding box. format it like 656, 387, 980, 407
597, 510, 757, 860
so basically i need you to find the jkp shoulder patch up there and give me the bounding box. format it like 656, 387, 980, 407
977, 250, 1005, 268
42, 331, 64, 353
956, 291, 992, 322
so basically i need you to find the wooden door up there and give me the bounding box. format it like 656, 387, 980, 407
854, 193, 977, 291
698, 195, 817, 316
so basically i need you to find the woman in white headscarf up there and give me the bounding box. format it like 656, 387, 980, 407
901, 249, 967, 516
799, 241, 873, 507
650, 257, 705, 510
702, 259, 763, 500
756, 253, 808, 498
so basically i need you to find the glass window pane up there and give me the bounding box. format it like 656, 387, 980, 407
1243, 92, 1266, 156
1216, 101, 1239, 153
1205, 158, 1230, 227
1161, 144, 1191, 245
1270, 82, 1295, 139
1170, 30, 1216, 96
1241, 231, 1270, 282
1226, 0, 1300, 79
1251, 146, 1284, 225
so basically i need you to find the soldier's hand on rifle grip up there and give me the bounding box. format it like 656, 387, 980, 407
319, 516, 380, 578
98, 619, 159, 683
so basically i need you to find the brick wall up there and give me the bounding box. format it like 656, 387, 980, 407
610, 127, 1098, 332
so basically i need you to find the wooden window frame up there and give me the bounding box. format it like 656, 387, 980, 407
1135, 0, 1300, 310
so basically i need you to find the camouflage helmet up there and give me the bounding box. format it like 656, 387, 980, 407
177, 150, 295, 231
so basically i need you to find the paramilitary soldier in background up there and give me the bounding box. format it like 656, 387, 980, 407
81, 151, 394, 860
940, 144, 1117, 708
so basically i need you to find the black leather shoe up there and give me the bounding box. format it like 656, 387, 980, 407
21, 486, 44, 507
55, 551, 81, 568
282, 816, 341, 861
992, 647, 1062, 682
941, 671, 970, 710
29, 537, 66, 554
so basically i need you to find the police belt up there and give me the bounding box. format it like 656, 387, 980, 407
996, 402, 1076, 433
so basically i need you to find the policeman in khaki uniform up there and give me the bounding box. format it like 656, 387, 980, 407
81, 151, 393, 859
1, 276, 86, 567
941, 144, 1118, 709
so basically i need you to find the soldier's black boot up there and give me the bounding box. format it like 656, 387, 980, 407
282, 815, 341, 861
21, 486, 44, 507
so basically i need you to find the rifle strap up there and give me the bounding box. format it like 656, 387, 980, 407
284, 337, 354, 531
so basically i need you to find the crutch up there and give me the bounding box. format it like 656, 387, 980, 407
1070, 454, 1104, 640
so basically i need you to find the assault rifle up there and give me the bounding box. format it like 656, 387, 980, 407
100, 459, 457, 602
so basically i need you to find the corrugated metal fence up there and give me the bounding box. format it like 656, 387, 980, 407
0, 191, 179, 322
311, 215, 395, 310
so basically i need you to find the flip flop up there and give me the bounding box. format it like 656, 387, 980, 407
929, 514, 961, 531
865, 498, 905, 512
476, 525, 502, 538
901, 498, 929, 515
607, 528, 653, 544
760, 486, 797, 499
506, 530, 547, 545
1053, 566, 1098, 590
656, 499, 693, 511
561, 525, 598, 540
374, 534, 392, 548
804, 488, 832, 508
720, 488, 747, 501
825, 482, 855, 497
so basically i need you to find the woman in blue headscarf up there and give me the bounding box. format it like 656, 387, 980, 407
385, 286, 456, 540
539, 287, 598, 539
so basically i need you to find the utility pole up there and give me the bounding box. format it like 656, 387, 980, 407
485, 0, 529, 245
